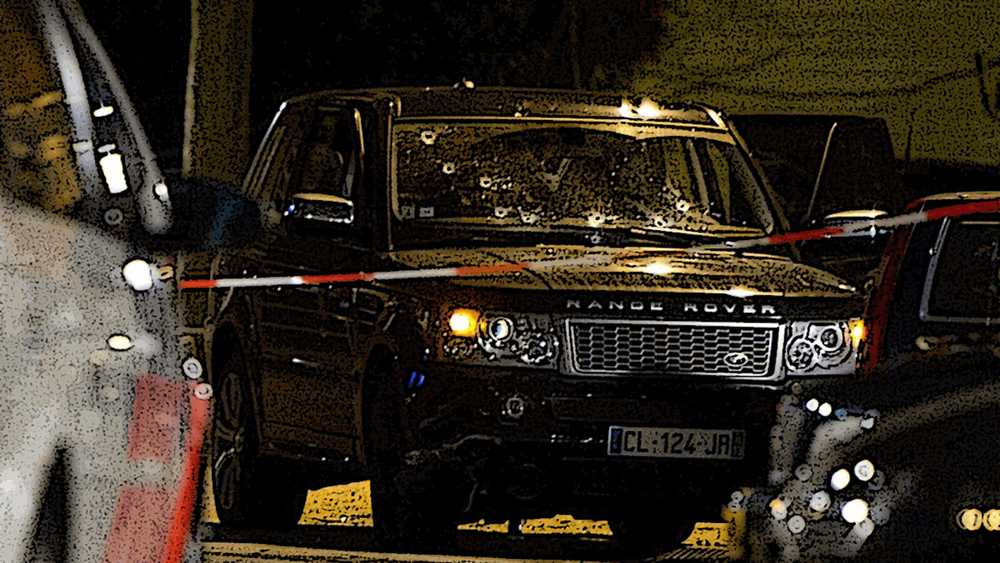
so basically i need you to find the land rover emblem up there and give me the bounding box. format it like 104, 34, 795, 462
723, 352, 750, 369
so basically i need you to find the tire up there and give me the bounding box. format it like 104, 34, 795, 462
211, 347, 307, 527
608, 512, 697, 556
365, 363, 458, 548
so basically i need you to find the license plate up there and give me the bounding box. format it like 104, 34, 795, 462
607, 426, 745, 460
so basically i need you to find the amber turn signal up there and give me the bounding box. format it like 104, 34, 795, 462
849, 319, 867, 349
448, 308, 480, 338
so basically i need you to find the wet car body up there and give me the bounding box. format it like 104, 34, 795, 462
189, 87, 866, 544
748, 192, 1000, 561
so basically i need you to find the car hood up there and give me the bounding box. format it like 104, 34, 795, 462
382, 245, 856, 298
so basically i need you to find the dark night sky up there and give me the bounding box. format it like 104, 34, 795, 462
77, 1, 660, 172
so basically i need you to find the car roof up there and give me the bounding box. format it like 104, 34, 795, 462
908, 191, 1000, 210
284, 86, 726, 128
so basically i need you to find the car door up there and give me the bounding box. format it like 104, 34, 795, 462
254, 102, 374, 456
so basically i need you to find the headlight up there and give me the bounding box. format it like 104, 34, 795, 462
785, 320, 864, 376
439, 309, 559, 367
486, 317, 514, 341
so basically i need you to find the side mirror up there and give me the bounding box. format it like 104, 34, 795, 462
282, 193, 354, 228
822, 209, 889, 228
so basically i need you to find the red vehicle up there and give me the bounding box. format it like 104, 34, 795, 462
747, 192, 1000, 561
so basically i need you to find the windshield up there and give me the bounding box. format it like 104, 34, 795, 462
391, 121, 772, 243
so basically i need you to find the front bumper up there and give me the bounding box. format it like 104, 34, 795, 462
402, 362, 820, 519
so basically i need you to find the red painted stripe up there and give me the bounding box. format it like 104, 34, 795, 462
766, 226, 845, 245
862, 224, 915, 374
455, 262, 527, 276
160, 384, 212, 563
178, 278, 216, 289
299, 272, 372, 284
925, 198, 1000, 221
103, 486, 172, 563
126, 374, 182, 463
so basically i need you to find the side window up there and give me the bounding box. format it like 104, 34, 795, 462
296, 107, 362, 199
253, 106, 307, 205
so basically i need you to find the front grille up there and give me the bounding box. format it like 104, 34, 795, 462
568, 320, 779, 377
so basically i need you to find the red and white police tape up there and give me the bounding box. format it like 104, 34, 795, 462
179, 198, 1000, 290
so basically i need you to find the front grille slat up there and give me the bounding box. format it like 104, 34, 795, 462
568, 320, 777, 377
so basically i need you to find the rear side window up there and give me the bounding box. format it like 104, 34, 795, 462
921, 218, 1000, 323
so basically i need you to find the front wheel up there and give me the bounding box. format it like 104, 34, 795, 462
211, 348, 307, 527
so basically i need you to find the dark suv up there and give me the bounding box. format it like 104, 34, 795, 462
186, 88, 866, 545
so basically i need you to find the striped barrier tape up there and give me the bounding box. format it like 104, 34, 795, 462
694, 197, 1000, 251
179, 197, 1000, 291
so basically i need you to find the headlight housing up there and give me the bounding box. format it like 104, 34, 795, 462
439, 308, 559, 368
785, 319, 865, 376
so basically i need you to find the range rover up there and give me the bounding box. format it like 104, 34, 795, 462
183, 87, 867, 548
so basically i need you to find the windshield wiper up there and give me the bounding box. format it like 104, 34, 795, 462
403, 218, 755, 248
541, 223, 695, 246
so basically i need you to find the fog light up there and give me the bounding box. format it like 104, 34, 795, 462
842, 499, 869, 524
831, 468, 851, 491
502, 395, 526, 420
448, 308, 480, 338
